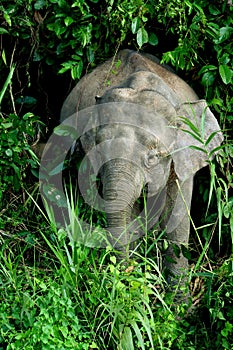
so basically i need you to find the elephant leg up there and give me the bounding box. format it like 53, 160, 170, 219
161, 163, 194, 300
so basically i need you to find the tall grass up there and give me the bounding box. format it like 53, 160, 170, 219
30, 189, 180, 349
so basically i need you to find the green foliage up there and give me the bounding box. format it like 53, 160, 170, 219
0, 51, 42, 209
207, 258, 233, 350
0, 256, 96, 349
0, 111, 39, 202
0, 0, 156, 80
0, 95, 40, 209
0, 0, 233, 348
0, 0, 232, 74
1, 211, 233, 349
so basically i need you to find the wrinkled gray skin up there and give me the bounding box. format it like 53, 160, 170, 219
61, 50, 223, 287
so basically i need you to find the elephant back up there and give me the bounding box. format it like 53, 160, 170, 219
60, 50, 198, 122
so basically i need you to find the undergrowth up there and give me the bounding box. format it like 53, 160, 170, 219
1, 212, 233, 349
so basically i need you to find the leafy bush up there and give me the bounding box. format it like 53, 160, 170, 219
0, 262, 96, 349
202, 258, 233, 349
0, 69, 40, 210
0, 223, 203, 349
1, 219, 232, 349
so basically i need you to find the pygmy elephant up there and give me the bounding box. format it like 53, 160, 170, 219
58, 50, 223, 285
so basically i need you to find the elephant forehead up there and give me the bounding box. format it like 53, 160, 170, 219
96, 124, 135, 141
95, 128, 146, 161
99, 70, 180, 110
101, 88, 177, 119
96, 123, 170, 151
76, 102, 175, 151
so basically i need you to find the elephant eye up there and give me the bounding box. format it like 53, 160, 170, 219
144, 150, 159, 168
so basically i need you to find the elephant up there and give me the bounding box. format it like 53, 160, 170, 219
45, 50, 223, 292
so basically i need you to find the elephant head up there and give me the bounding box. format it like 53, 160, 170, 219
77, 102, 175, 249
76, 93, 222, 261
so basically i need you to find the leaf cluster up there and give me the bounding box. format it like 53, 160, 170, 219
0, 110, 40, 207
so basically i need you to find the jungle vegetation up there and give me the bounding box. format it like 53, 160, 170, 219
0, 0, 233, 348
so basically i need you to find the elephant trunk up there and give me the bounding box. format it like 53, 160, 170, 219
101, 159, 143, 250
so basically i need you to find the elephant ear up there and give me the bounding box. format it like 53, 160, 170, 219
172, 100, 223, 181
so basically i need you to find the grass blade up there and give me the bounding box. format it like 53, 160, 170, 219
180, 128, 204, 143
121, 326, 134, 350
131, 321, 145, 350
0, 64, 15, 105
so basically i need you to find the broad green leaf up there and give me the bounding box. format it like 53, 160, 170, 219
211, 98, 223, 106
177, 53, 186, 70
148, 32, 158, 46
201, 71, 216, 87
223, 201, 233, 219
2, 49, 7, 65
34, 0, 46, 10
64, 16, 74, 26
58, 65, 70, 74
16, 96, 37, 106
3, 12, 11, 26
198, 65, 217, 75
87, 47, 94, 63
2, 122, 13, 129
22, 112, 35, 120
115, 59, 121, 69
206, 22, 219, 38
11, 164, 20, 178
131, 17, 140, 34
71, 60, 83, 79
219, 65, 232, 85
5, 149, 13, 157
49, 162, 64, 176
142, 15, 148, 22
71, 54, 81, 60
217, 26, 233, 43
136, 27, 148, 48
230, 215, 233, 241
47, 22, 66, 37
220, 53, 231, 65
0, 27, 9, 35
208, 4, 221, 15
55, 25, 66, 37
54, 125, 77, 139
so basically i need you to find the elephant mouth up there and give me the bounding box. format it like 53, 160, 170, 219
130, 184, 148, 220
131, 185, 166, 231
